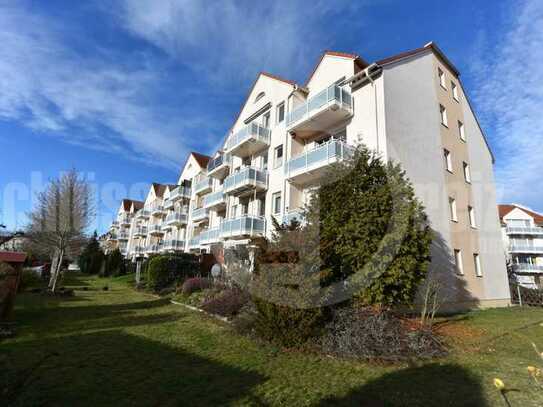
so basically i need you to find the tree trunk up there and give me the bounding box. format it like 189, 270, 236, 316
48, 249, 60, 289
51, 249, 64, 293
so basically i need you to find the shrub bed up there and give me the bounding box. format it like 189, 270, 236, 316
147, 253, 199, 292
201, 288, 249, 318
180, 277, 211, 295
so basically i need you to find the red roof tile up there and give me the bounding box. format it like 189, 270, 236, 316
191, 152, 211, 168
0, 251, 26, 264
498, 204, 543, 225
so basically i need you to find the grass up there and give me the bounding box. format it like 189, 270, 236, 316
2, 273, 543, 406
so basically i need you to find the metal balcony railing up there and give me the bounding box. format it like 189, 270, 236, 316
286, 84, 352, 127
220, 216, 265, 238
162, 240, 185, 251
200, 227, 221, 245
226, 122, 271, 152
194, 177, 213, 194
512, 263, 543, 273
207, 154, 228, 173
148, 224, 163, 235
510, 245, 543, 253
165, 212, 188, 225
282, 209, 305, 226
188, 235, 201, 249
169, 186, 192, 201
191, 207, 209, 222
284, 140, 351, 179
223, 167, 268, 194
134, 226, 147, 237
136, 210, 150, 219
506, 226, 543, 235
203, 189, 226, 208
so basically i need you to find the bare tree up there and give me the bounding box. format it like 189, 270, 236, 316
26, 170, 94, 292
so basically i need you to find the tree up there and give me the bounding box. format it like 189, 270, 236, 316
313, 145, 432, 307
26, 170, 94, 292
78, 232, 104, 275
105, 248, 125, 277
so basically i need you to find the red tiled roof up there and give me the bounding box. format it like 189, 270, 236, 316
0, 251, 26, 264
131, 200, 144, 211
498, 204, 543, 225
121, 199, 132, 212
191, 152, 211, 168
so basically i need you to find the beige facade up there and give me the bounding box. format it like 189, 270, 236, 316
111, 43, 510, 309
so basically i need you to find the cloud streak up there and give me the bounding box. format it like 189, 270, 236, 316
472, 0, 543, 210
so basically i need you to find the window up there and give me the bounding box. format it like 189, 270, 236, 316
230, 204, 238, 218
440, 104, 448, 127
468, 206, 477, 228
276, 102, 285, 124
444, 149, 453, 172
463, 162, 471, 183
274, 145, 283, 168
258, 198, 266, 216
255, 92, 265, 103
452, 82, 459, 101
454, 249, 464, 275
473, 253, 482, 277
262, 112, 270, 129
458, 121, 465, 141
241, 202, 248, 216
272, 192, 282, 215
449, 197, 457, 222
438, 67, 446, 89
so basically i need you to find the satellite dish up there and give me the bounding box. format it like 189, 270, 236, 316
211, 263, 222, 278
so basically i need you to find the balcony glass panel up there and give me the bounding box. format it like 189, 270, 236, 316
285, 140, 350, 178
192, 207, 209, 220
506, 226, 543, 235
207, 155, 228, 173
203, 190, 225, 208
165, 212, 188, 224
194, 177, 212, 194
226, 122, 271, 151
200, 227, 221, 244
169, 186, 192, 201
224, 167, 268, 193
220, 216, 265, 238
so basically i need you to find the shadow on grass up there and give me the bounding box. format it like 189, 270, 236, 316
3, 330, 268, 406
317, 363, 487, 407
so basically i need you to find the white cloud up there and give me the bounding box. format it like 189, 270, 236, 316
117, 0, 364, 86
472, 0, 543, 210
0, 2, 188, 169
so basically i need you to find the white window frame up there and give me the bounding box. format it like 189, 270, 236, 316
463, 162, 471, 183
468, 206, 477, 228
440, 104, 448, 127
272, 192, 282, 215
438, 67, 446, 89
276, 102, 285, 124
449, 197, 457, 222
458, 121, 465, 141
473, 253, 482, 277
273, 145, 283, 169
452, 82, 459, 101
454, 249, 464, 275
444, 149, 453, 173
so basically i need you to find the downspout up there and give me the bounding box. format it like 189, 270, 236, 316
364, 64, 380, 154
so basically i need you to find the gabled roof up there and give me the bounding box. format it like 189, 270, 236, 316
191, 152, 211, 169
304, 50, 369, 87
131, 200, 144, 211
151, 183, 167, 198
376, 41, 460, 77
121, 199, 132, 212
499, 204, 543, 225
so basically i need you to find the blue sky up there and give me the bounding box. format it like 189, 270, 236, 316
1, 0, 542, 233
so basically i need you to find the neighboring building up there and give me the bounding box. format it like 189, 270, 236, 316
0, 233, 28, 252
107, 199, 144, 255
499, 204, 543, 289
111, 42, 510, 309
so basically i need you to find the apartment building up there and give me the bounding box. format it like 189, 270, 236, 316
499, 204, 543, 289
107, 199, 144, 255
113, 42, 510, 309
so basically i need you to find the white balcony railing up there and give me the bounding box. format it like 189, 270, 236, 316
506, 226, 543, 235
162, 240, 185, 252
148, 224, 164, 236
282, 209, 305, 226
136, 210, 150, 220
226, 122, 271, 156
169, 186, 192, 201
194, 177, 213, 195
134, 226, 147, 237
118, 232, 129, 241
284, 140, 351, 182
200, 227, 221, 245
510, 245, 543, 253
203, 189, 226, 209
512, 263, 543, 273
191, 207, 209, 222
224, 167, 268, 195
220, 216, 266, 239
188, 235, 201, 249
146, 244, 163, 254
286, 84, 353, 129
165, 212, 188, 226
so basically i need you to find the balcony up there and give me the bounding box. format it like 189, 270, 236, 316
164, 211, 188, 227
146, 244, 163, 254
285, 140, 351, 184
282, 209, 305, 226
226, 122, 271, 157
148, 224, 164, 236
286, 84, 353, 138
119, 214, 131, 226
134, 246, 146, 256
506, 226, 543, 236
188, 235, 201, 250
191, 207, 209, 223
207, 154, 230, 179
110, 221, 119, 230
510, 245, 543, 254
164, 198, 174, 210
169, 186, 192, 202
150, 203, 166, 217
136, 210, 150, 220
512, 263, 543, 273
133, 226, 147, 237
194, 176, 213, 195
118, 231, 129, 241
224, 167, 268, 196
220, 216, 266, 239
203, 189, 226, 210
162, 240, 185, 252
200, 227, 221, 245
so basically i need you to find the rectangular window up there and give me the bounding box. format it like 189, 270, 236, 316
468, 206, 477, 228
276, 102, 285, 124
274, 145, 283, 168
449, 197, 457, 222
452, 82, 459, 101
463, 162, 471, 183
258, 198, 266, 216
440, 104, 448, 127
438, 67, 446, 89
272, 192, 282, 215
444, 149, 453, 172
262, 112, 271, 129
230, 204, 238, 218
454, 249, 464, 275
458, 121, 465, 141
473, 253, 482, 277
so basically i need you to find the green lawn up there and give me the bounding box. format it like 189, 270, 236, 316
2, 273, 543, 406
